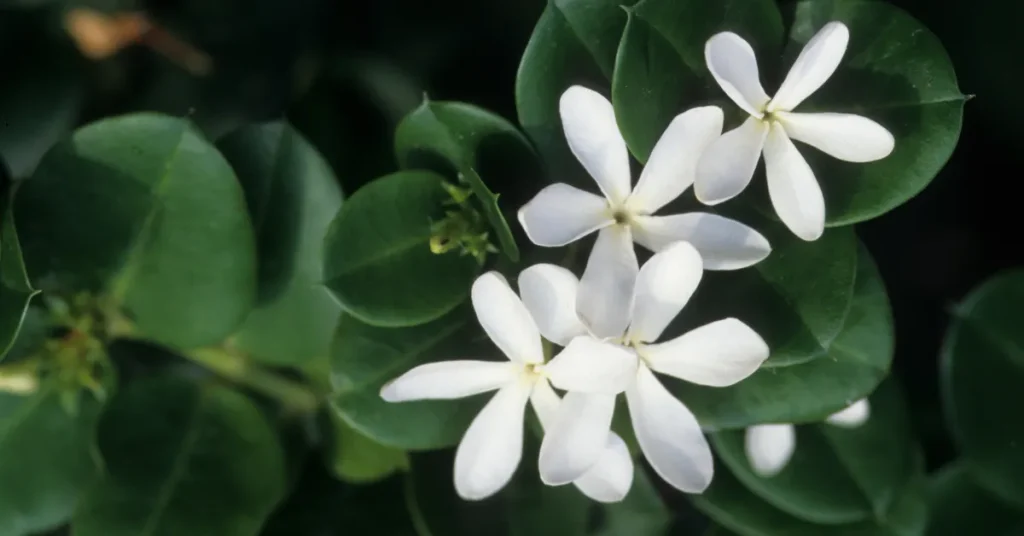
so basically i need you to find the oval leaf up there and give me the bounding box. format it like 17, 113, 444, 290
14, 113, 257, 348
325, 410, 408, 484
322, 170, 479, 327
673, 241, 891, 429
219, 122, 343, 366
73, 376, 286, 536
395, 99, 540, 262
329, 307, 489, 450
1, 189, 39, 361
941, 269, 1024, 509
0, 386, 101, 536
927, 463, 1024, 536
711, 380, 915, 525
784, 0, 965, 225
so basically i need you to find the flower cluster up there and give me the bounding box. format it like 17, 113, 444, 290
379, 22, 893, 502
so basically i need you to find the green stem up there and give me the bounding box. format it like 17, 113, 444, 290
185, 347, 320, 413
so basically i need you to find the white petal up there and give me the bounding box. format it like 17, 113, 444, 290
538, 392, 617, 485
825, 398, 870, 428
745, 424, 796, 477
775, 111, 895, 163
704, 32, 771, 118
529, 378, 561, 430
518, 183, 613, 247
767, 22, 849, 112
573, 433, 635, 503
694, 117, 768, 205
626, 365, 713, 493
632, 213, 771, 270
454, 381, 532, 500
577, 226, 639, 339
763, 122, 824, 241
545, 336, 639, 394
380, 360, 518, 402
626, 242, 703, 344
640, 318, 770, 387
472, 272, 543, 364
518, 264, 587, 346
626, 106, 724, 214
559, 86, 633, 205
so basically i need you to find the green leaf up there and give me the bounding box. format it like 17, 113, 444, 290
395, 99, 540, 262
73, 376, 287, 536
218, 122, 344, 366
0, 386, 102, 536
14, 113, 257, 348
927, 463, 1024, 536
941, 269, 1024, 510
329, 307, 488, 450
1, 188, 39, 362
612, 0, 783, 159
710, 380, 914, 525
673, 241, 891, 429
515, 0, 633, 191
594, 468, 672, 536
407, 443, 591, 536
782, 0, 964, 225
325, 410, 408, 484
693, 453, 928, 536
322, 170, 479, 328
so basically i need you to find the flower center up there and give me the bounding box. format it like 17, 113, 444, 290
612, 209, 631, 226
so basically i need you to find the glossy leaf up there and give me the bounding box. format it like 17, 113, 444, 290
1, 187, 39, 362
612, 0, 783, 158
0, 386, 101, 536
73, 377, 287, 536
711, 380, 914, 525
329, 307, 489, 450
927, 463, 1024, 536
395, 99, 540, 261
322, 170, 479, 327
325, 410, 408, 484
785, 0, 965, 225
515, 0, 633, 192
941, 269, 1024, 509
14, 114, 257, 348
693, 454, 928, 536
219, 122, 343, 366
673, 242, 891, 429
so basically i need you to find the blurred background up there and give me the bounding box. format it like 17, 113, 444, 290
1, 0, 1018, 533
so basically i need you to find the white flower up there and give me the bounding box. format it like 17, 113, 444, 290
379, 272, 635, 502
524, 242, 771, 493
744, 398, 872, 477
696, 22, 895, 241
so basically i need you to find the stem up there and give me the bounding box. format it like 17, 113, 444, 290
185, 347, 319, 412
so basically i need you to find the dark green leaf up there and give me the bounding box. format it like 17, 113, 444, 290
322, 170, 479, 328
73, 376, 287, 536
395, 99, 540, 262
612, 0, 783, 159
329, 307, 489, 450
0, 385, 102, 536
710, 380, 914, 525
15, 113, 257, 348
325, 409, 408, 484
941, 269, 1024, 509
219, 122, 343, 366
594, 468, 671, 536
1, 187, 39, 362
673, 241, 891, 429
515, 0, 633, 191
783, 0, 965, 225
927, 463, 1024, 536
693, 453, 927, 536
